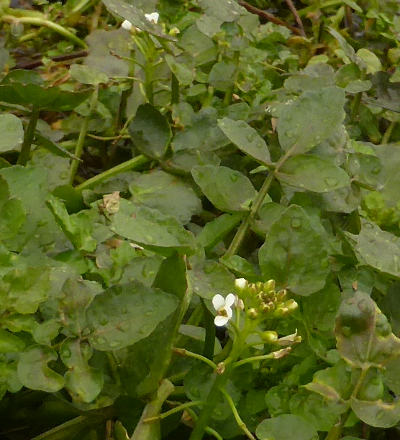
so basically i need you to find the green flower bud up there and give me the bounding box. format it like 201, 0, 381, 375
247, 308, 258, 320
264, 279, 275, 292
277, 289, 287, 301
261, 331, 278, 343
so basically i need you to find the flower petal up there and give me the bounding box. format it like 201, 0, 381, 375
212, 294, 225, 311
121, 20, 132, 31
225, 306, 233, 319
214, 315, 229, 326
235, 278, 247, 289
225, 293, 236, 308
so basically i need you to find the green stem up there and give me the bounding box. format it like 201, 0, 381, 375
2, 14, 87, 48
17, 107, 39, 165
224, 171, 274, 257
220, 388, 256, 440
382, 121, 396, 144
233, 352, 275, 368
69, 86, 99, 185
144, 401, 203, 423
173, 348, 217, 370
130, 379, 174, 440
75, 155, 150, 191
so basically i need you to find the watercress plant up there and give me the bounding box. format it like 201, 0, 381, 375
1, 0, 400, 439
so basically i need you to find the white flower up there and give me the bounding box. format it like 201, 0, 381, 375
212, 293, 235, 327
235, 278, 247, 290
145, 12, 159, 24
121, 20, 133, 31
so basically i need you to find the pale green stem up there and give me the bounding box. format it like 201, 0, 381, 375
233, 352, 275, 369
2, 14, 87, 48
75, 154, 150, 191
220, 388, 256, 440
69, 86, 99, 185
382, 121, 396, 144
130, 379, 174, 440
173, 348, 217, 371
143, 401, 203, 423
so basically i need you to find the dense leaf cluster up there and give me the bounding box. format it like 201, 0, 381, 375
1, 0, 400, 439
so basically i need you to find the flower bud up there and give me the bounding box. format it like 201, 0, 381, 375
264, 279, 275, 292
261, 330, 278, 343
247, 308, 258, 320
235, 278, 247, 290
121, 20, 133, 31
277, 289, 287, 301
285, 299, 298, 312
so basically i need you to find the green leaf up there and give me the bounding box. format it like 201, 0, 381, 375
276, 155, 350, 192
0, 329, 25, 353
0, 70, 89, 110
17, 346, 65, 392
218, 118, 271, 165
129, 170, 202, 224
251, 201, 285, 237
60, 339, 103, 403
129, 104, 171, 160
34, 132, 80, 160
351, 399, 400, 428
165, 54, 195, 86
0, 176, 25, 239
0, 114, 23, 152
110, 199, 196, 254
335, 291, 400, 368
70, 64, 108, 85
346, 220, 400, 279
189, 259, 235, 300
1, 265, 51, 314
198, 0, 246, 22
86, 281, 179, 351
197, 212, 243, 250
256, 414, 318, 440
356, 48, 382, 74
47, 197, 97, 253
277, 87, 346, 155
259, 205, 330, 296
192, 165, 256, 212
208, 62, 236, 91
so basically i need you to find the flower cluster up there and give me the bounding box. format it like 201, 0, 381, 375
212, 278, 298, 327
235, 278, 298, 320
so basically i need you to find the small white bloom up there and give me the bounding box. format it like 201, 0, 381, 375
145, 12, 159, 24
121, 20, 133, 31
235, 278, 247, 290
212, 293, 236, 327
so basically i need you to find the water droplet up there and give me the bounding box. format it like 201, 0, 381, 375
372, 166, 381, 175
145, 235, 153, 242
285, 130, 294, 138
246, 133, 255, 142
230, 173, 239, 182
324, 177, 338, 187
100, 317, 108, 326
291, 218, 302, 229
145, 311, 152, 316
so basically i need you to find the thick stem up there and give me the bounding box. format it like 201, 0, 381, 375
2, 14, 87, 48
17, 107, 39, 165
130, 379, 174, 440
69, 86, 99, 185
